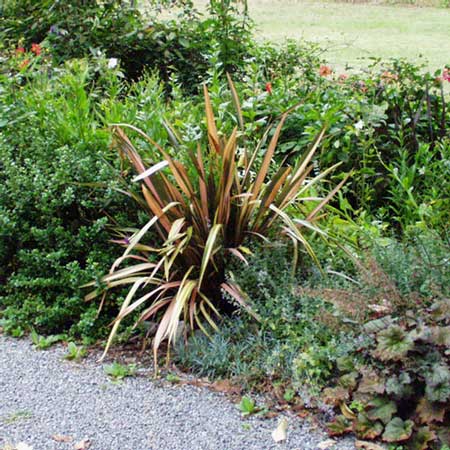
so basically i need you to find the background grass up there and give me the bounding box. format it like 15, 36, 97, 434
167, 0, 449, 74
249, 0, 450, 73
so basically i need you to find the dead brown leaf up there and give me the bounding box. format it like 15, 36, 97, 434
322, 386, 349, 406
317, 438, 336, 449
357, 369, 385, 395
355, 440, 386, 450
272, 418, 288, 443
261, 410, 279, 419
210, 379, 241, 395
416, 397, 446, 424
73, 439, 91, 450
52, 435, 73, 443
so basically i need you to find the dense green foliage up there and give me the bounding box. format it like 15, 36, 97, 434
230, 60, 450, 232
0, 0, 141, 57
0, 0, 253, 91
0, 60, 127, 338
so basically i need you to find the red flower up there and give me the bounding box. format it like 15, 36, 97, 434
265, 82, 273, 95
15, 47, 25, 54
31, 43, 42, 56
19, 59, 30, 70
443, 68, 450, 82
319, 65, 332, 77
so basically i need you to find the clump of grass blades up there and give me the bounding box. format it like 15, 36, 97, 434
85, 79, 347, 369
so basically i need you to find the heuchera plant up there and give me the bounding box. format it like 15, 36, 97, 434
326, 298, 450, 448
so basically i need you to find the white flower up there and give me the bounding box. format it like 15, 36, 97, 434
107, 58, 118, 69
354, 120, 364, 130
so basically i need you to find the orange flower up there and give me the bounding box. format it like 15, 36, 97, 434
31, 43, 42, 56
319, 65, 332, 77
19, 59, 30, 70
381, 71, 398, 83
338, 73, 348, 81
265, 82, 273, 95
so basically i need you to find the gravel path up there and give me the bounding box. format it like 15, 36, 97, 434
0, 335, 356, 450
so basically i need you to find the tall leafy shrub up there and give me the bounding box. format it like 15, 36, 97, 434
0, 60, 134, 337
0, 0, 255, 92
0, 0, 142, 58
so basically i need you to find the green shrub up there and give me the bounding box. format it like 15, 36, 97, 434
228, 57, 449, 232
0, 0, 254, 93
0, 48, 225, 339
0, 0, 142, 59
379, 140, 450, 232
251, 39, 324, 82
368, 230, 450, 299
0, 58, 136, 338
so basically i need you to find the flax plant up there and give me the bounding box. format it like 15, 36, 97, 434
85, 80, 346, 368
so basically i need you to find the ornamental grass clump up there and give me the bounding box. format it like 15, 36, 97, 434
86, 81, 346, 367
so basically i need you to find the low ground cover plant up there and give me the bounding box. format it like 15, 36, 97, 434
103, 361, 137, 381
176, 230, 450, 447
327, 297, 449, 446
175, 242, 358, 390
64, 342, 87, 361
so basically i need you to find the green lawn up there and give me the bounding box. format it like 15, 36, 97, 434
143, 0, 449, 74
249, 0, 450, 73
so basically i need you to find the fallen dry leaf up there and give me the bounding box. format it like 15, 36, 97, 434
340, 402, 357, 420
73, 439, 91, 450
1, 445, 33, 450
272, 417, 288, 443
52, 435, 73, 443
317, 438, 336, 449
16, 444, 33, 450
261, 411, 278, 419
210, 379, 241, 395
355, 440, 386, 450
